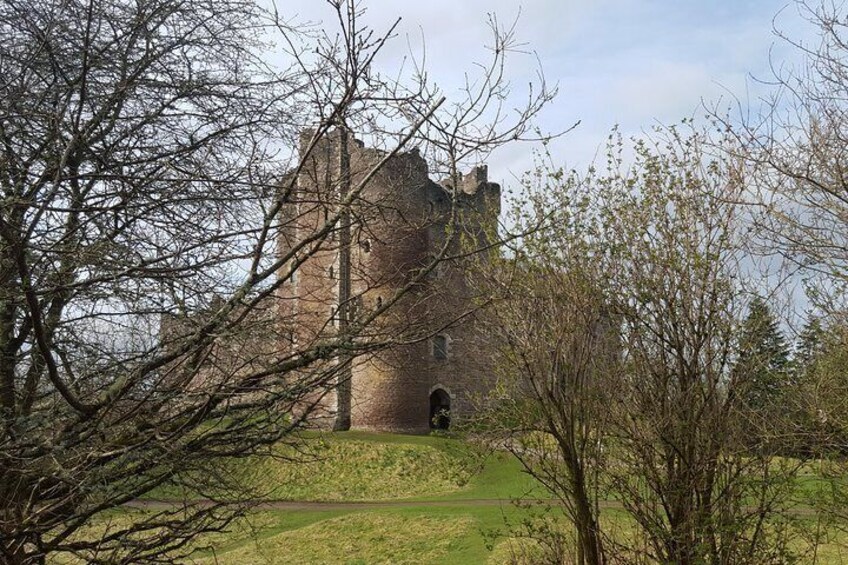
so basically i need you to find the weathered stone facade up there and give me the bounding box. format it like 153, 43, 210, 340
277, 129, 500, 433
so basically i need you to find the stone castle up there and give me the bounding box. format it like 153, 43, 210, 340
275, 129, 501, 434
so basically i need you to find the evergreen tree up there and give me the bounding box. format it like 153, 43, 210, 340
736, 297, 792, 410
796, 314, 825, 370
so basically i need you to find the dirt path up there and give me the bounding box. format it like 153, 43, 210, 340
126, 498, 818, 516
127, 498, 561, 512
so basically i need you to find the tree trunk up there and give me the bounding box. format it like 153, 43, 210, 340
334, 125, 352, 431
572, 465, 605, 565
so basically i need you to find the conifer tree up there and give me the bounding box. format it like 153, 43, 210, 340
796, 314, 825, 370
736, 297, 792, 410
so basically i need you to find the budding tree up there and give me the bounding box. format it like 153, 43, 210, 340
484, 126, 807, 563
473, 163, 614, 565
724, 0, 848, 541
596, 127, 801, 564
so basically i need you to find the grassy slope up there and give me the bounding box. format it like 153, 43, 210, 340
280, 431, 546, 502
177, 432, 541, 564
252, 434, 471, 501
185, 505, 525, 564
148, 430, 540, 503
261, 431, 544, 502
191, 511, 476, 565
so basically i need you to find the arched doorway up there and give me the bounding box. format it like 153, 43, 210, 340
429, 388, 451, 430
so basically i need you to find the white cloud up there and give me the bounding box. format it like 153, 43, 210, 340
259, 0, 820, 182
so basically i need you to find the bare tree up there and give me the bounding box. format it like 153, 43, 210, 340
726, 1, 848, 296
0, 0, 553, 562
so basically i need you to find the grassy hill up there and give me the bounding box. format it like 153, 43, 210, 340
60, 432, 848, 564
147, 432, 545, 564
148, 430, 543, 504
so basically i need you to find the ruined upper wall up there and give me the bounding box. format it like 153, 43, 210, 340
438, 164, 501, 220
296, 128, 500, 225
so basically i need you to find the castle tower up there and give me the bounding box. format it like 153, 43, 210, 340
278, 129, 500, 433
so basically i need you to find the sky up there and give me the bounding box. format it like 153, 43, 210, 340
276, 0, 818, 189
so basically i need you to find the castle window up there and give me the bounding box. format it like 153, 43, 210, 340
433, 335, 448, 360
329, 265, 335, 279
361, 239, 371, 253
375, 296, 382, 310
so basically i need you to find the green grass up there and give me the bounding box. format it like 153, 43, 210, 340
249, 434, 475, 501
148, 430, 544, 503
251, 431, 545, 503
190, 433, 848, 563
128, 432, 546, 564
437, 450, 545, 501
182, 503, 848, 564
181, 503, 530, 564
189, 511, 476, 564
188, 509, 355, 561
60, 432, 848, 563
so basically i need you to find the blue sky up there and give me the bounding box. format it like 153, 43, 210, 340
281, 0, 817, 186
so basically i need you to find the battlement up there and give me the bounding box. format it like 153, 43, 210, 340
295, 127, 499, 221
299, 127, 426, 169
459, 165, 488, 194
439, 165, 500, 196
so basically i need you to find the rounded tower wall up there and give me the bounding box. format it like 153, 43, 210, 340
346, 141, 437, 433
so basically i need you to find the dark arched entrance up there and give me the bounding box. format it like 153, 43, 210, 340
429, 388, 451, 430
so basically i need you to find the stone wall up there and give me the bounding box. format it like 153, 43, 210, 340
278, 128, 501, 433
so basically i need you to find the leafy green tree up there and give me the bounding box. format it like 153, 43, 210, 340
795, 318, 848, 452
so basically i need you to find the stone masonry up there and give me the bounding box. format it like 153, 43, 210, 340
276, 129, 500, 434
